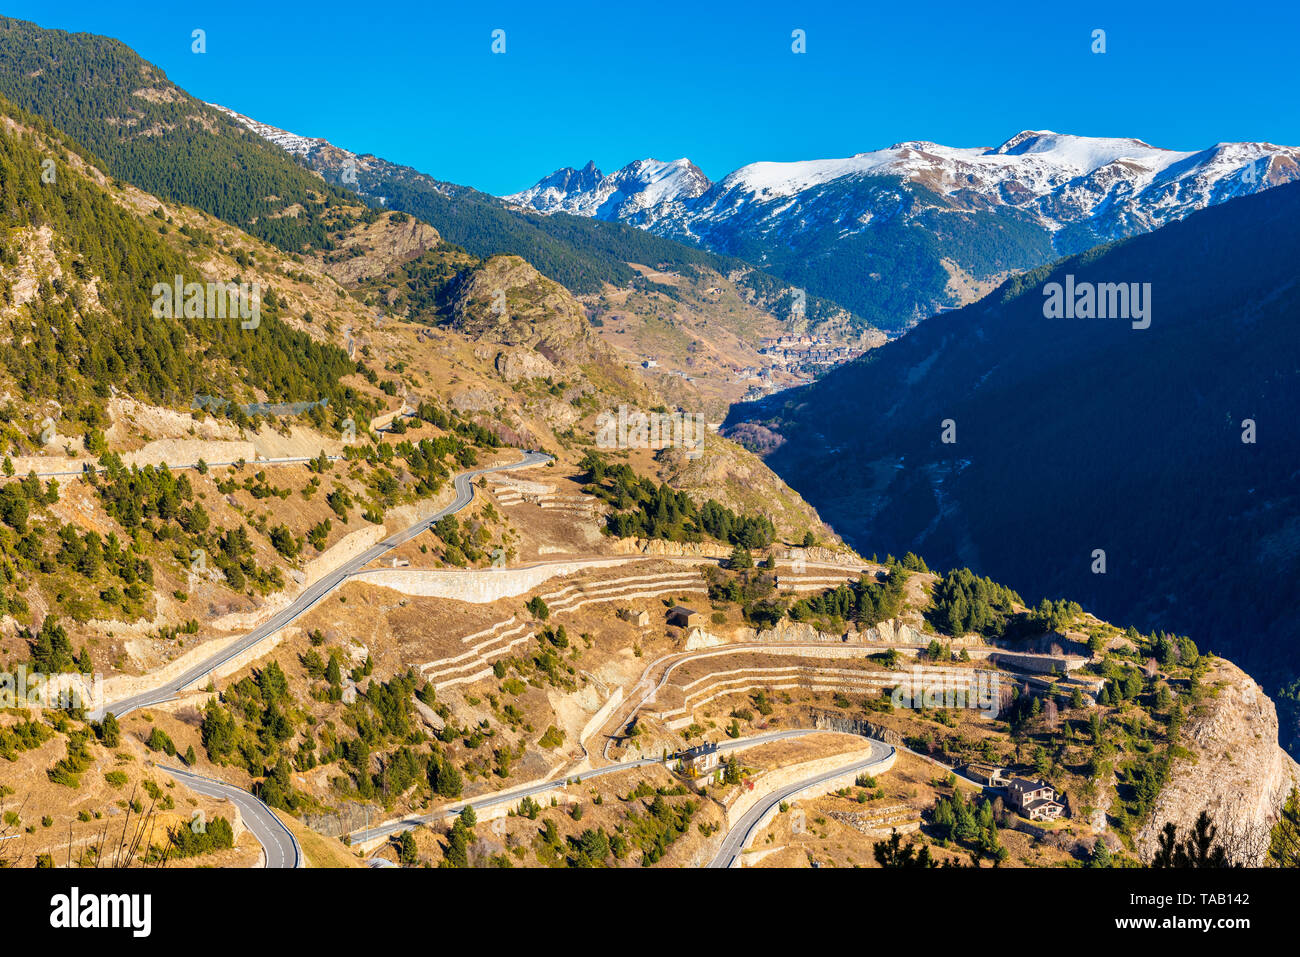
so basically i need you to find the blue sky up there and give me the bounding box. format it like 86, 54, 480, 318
8, 1, 1298, 195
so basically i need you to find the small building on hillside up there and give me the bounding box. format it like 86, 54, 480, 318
678, 742, 720, 778
963, 763, 1011, 788
1006, 778, 1065, 822
667, 606, 702, 629
621, 608, 650, 628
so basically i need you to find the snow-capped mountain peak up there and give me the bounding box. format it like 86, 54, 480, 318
505, 130, 1300, 246
504, 157, 711, 224
210, 103, 1300, 334
502, 130, 1300, 330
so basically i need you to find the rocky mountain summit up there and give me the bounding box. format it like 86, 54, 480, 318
509, 131, 1300, 244
505, 131, 1300, 329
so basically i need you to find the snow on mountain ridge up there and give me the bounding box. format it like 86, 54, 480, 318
508, 156, 710, 223
209, 101, 1300, 330
504, 131, 1300, 249
210, 104, 328, 159
512, 132, 1212, 210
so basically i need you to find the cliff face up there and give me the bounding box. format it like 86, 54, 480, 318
1136, 658, 1300, 865
313, 212, 441, 285
447, 254, 652, 404
653, 439, 844, 547
448, 255, 596, 362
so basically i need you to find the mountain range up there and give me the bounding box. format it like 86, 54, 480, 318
209, 105, 862, 334
725, 179, 1300, 749
506, 133, 1300, 330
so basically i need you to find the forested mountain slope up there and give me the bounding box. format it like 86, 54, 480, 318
0, 95, 364, 413
0, 16, 363, 253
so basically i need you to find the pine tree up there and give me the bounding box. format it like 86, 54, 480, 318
396, 830, 418, 866
873, 830, 936, 868
97, 712, 120, 748
1152, 811, 1234, 868
442, 819, 470, 868
1091, 837, 1113, 868
1268, 787, 1300, 867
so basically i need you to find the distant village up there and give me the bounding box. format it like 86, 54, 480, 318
732, 334, 867, 400
634, 333, 869, 403
758, 333, 863, 369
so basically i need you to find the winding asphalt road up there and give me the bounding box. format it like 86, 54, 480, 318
96, 446, 889, 869
348, 728, 833, 846
707, 739, 896, 869
100, 450, 551, 718
160, 764, 303, 869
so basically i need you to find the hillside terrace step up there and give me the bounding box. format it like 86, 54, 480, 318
425, 631, 536, 682
539, 570, 704, 603
419, 622, 533, 673
418, 569, 711, 690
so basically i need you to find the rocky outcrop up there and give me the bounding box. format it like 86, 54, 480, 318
447, 255, 598, 366
776, 544, 864, 565
313, 212, 441, 285
496, 348, 560, 383
736, 618, 848, 644
609, 537, 732, 559
445, 255, 647, 408
450, 388, 500, 413
684, 628, 727, 650
810, 709, 905, 746
731, 616, 925, 645
1135, 658, 1300, 865
865, 618, 925, 645
654, 438, 844, 547
412, 695, 446, 733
